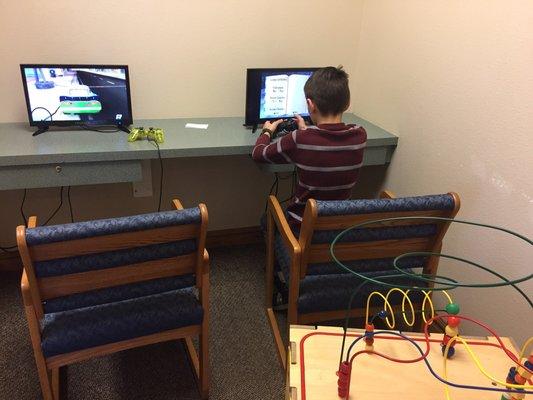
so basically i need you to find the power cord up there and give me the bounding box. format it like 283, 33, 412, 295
80, 125, 120, 133
30, 105, 60, 122
148, 139, 163, 212
279, 169, 297, 204
264, 174, 280, 213
43, 186, 64, 226
67, 186, 74, 223
20, 188, 28, 226
2, 189, 28, 252
30, 106, 119, 133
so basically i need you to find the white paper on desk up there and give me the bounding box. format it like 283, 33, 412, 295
185, 123, 209, 129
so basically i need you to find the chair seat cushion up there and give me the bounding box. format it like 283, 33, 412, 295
297, 269, 428, 314
41, 287, 203, 358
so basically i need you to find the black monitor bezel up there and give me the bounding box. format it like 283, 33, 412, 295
20, 64, 133, 128
245, 67, 320, 127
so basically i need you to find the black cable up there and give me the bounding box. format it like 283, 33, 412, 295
292, 169, 297, 196
43, 186, 64, 226
30, 105, 59, 122
29, 107, 119, 132
20, 188, 28, 226
80, 125, 120, 133
149, 139, 163, 212
2, 186, 67, 251
2, 188, 28, 252
279, 170, 297, 204
0, 245, 17, 253
264, 174, 280, 213
67, 186, 74, 223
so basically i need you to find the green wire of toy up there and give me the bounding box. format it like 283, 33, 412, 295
333, 216, 532, 363
394, 251, 531, 306
329, 216, 532, 292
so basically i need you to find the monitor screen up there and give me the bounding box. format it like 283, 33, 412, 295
20, 64, 133, 127
245, 68, 319, 126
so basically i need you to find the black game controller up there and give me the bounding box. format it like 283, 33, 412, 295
273, 119, 298, 138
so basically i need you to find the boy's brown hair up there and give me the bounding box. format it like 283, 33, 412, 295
304, 66, 350, 116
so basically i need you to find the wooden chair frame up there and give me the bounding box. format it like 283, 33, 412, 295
265, 190, 460, 368
18, 199, 210, 399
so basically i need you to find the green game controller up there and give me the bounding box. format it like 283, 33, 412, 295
128, 127, 165, 144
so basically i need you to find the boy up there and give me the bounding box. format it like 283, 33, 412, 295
252, 66, 367, 228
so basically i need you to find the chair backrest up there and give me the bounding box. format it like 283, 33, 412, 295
17, 204, 208, 319
297, 193, 460, 279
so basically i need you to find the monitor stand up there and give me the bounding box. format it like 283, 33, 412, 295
32, 126, 49, 137
116, 124, 131, 134
242, 123, 259, 133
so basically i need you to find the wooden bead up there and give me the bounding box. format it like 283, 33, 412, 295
517, 366, 532, 380
445, 325, 459, 337
447, 316, 460, 327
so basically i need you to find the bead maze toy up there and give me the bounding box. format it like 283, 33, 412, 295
288, 216, 532, 400
127, 126, 164, 144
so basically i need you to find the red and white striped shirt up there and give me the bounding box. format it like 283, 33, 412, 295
252, 123, 367, 226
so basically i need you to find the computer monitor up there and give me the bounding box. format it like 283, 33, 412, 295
245, 67, 319, 127
20, 64, 133, 133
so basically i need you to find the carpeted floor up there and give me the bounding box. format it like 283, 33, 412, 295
0, 244, 286, 400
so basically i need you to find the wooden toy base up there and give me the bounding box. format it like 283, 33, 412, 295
288, 325, 520, 400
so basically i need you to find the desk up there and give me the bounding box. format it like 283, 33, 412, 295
0, 114, 397, 191
288, 325, 521, 400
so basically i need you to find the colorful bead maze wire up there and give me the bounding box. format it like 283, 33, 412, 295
330, 216, 532, 399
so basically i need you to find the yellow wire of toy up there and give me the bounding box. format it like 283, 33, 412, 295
365, 288, 453, 328
442, 336, 533, 400
518, 336, 533, 361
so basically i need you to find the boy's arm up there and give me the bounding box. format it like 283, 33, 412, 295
251, 125, 297, 164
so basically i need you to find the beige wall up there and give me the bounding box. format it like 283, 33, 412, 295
0, 0, 368, 243
354, 0, 533, 343
0, 0, 364, 121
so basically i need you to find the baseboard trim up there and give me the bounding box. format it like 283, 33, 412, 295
0, 226, 263, 272
206, 226, 263, 248
0, 251, 21, 271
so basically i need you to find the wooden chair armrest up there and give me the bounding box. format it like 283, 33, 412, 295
172, 199, 184, 210
20, 269, 33, 307
379, 190, 396, 199
202, 249, 210, 275
267, 195, 301, 257
28, 216, 38, 228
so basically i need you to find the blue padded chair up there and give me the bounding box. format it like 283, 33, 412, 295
265, 190, 460, 366
18, 199, 209, 400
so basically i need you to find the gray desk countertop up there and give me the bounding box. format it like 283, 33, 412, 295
0, 114, 397, 167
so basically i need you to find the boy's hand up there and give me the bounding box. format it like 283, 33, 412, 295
293, 114, 307, 130
263, 119, 283, 133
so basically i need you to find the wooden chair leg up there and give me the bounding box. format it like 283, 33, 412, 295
24, 305, 54, 400
183, 335, 208, 399
198, 264, 209, 399
52, 368, 60, 400
199, 328, 209, 399
266, 307, 287, 370
265, 212, 275, 308
36, 363, 54, 400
